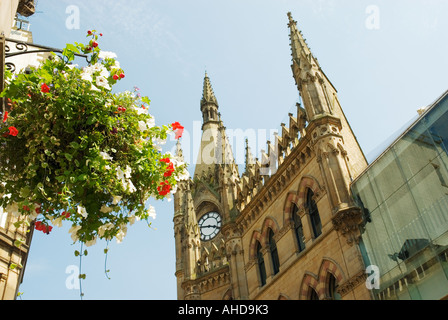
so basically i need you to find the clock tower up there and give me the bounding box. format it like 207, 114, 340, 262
173, 72, 247, 300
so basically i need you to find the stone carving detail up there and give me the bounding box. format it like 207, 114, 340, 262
331, 207, 363, 245
336, 270, 368, 297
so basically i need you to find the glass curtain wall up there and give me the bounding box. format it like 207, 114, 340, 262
352, 91, 448, 300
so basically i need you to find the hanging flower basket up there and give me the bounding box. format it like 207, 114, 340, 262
0, 31, 188, 247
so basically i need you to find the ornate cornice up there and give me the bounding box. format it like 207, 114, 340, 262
182, 265, 230, 297
336, 270, 368, 297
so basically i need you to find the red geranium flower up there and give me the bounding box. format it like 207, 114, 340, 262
8, 126, 18, 136
164, 162, 175, 177
35, 221, 53, 235
172, 122, 183, 130
157, 180, 171, 196
171, 122, 184, 139
3, 111, 8, 123
41, 83, 50, 93
159, 158, 171, 164
113, 74, 119, 80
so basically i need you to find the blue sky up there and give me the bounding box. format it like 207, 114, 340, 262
16, 0, 448, 299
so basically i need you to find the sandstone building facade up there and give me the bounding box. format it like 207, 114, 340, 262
173, 12, 373, 300
0, 1, 36, 300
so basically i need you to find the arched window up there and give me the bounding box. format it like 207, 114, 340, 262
327, 273, 341, 300
292, 204, 305, 252
268, 229, 280, 275
256, 241, 266, 286
306, 189, 322, 238
309, 287, 319, 300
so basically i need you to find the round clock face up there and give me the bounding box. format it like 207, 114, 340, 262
198, 212, 222, 241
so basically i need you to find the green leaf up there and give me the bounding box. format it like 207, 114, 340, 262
19, 186, 31, 198
86, 115, 96, 125
65, 43, 80, 54
13, 221, 22, 229
14, 240, 23, 248
74, 250, 80, 257
64, 153, 73, 161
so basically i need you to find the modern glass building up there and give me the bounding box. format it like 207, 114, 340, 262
351, 89, 448, 300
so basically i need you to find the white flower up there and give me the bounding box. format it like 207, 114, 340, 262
120, 178, 128, 191
100, 205, 113, 214
99, 151, 113, 161
90, 84, 101, 92
112, 195, 122, 205
152, 137, 167, 151
138, 120, 147, 132
112, 60, 120, 70
146, 117, 155, 129
98, 222, 114, 238
81, 66, 94, 82
96, 76, 111, 90
116, 225, 127, 244
91, 63, 104, 73
99, 68, 110, 79
99, 51, 117, 60
124, 165, 132, 179
175, 168, 190, 181
85, 237, 97, 247
52, 216, 63, 227
127, 180, 136, 193
5, 202, 19, 217
148, 205, 156, 220
81, 72, 92, 82
131, 105, 147, 115
116, 166, 125, 181
128, 214, 141, 225
83, 66, 94, 74
69, 225, 82, 242
77, 205, 88, 219
67, 64, 79, 70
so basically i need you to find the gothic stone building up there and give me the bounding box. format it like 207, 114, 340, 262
0, 0, 36, 300
173, 12, 372, 300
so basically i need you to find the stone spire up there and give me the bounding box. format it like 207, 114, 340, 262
287, 12, 315, 67
200, 71, 219, 125
175, 139, 184, 163
245, 139, 255, 172
194, 72, 238, 179
287, 12, 338, 121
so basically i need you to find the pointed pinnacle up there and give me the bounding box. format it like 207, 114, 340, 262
202, 71, 218, 105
